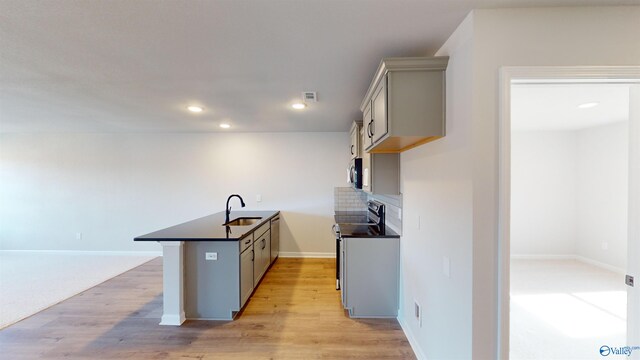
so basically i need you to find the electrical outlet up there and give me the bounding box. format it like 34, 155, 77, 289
626, 275, 635, 287
256, 194, 262, 203
398, 208, 402, 220
205, 252, 217, 261
414, 300, 422, 327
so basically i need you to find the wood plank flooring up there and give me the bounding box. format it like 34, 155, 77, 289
0, 258, 415, 359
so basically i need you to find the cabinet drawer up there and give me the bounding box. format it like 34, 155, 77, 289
254, 221, 270, 240
239, 233, 253, 252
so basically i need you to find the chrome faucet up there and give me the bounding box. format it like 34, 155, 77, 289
225, 194, 246, 224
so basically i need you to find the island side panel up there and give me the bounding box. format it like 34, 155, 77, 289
158, 241, 186, 326
184, 241, 240, 320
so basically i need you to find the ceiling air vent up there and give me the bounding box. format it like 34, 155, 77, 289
302, 91, 318, 102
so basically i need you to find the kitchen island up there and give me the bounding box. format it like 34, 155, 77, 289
135, 210, 280, 325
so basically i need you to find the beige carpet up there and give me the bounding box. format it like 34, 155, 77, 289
0, 252, 155, 329
510, 259, 627, 360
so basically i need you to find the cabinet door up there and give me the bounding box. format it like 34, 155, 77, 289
253, 237, 263, 285
262, 230, 271, 275
371, 77, 388, 146
253, 231, 270, 285
361, 128, 371, 193
343, 237, 399, 318
363, 102, 373, 149
349, 122, 360, 159
240, 245, 254, 308
270, 216, 280, 264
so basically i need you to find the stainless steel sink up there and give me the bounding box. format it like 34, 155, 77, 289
224, 217, 262, 226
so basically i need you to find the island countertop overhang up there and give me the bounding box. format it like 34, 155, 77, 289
134, 210, 279, 242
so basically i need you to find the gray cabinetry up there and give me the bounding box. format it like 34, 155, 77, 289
362, 103, 372, 149
361, 127, 400, 195
349, 122, 361, 159
341, 237, 400, 318
253, 229, 271, 285
240, 243, 254, 308
270, 215, 280, 263
360, 57, 448, 153
182, 213, 278, 320
371, 79, 388, 145
184, 241, 241, 320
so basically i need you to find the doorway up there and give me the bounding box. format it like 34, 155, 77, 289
510, 82, 629, 359
497, 67, 640, 359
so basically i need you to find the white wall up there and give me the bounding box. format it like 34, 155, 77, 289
0, 132, 348, 255
399, 14, 474, 360
511, 131, 578, 256
577, 122, 629, 269
400, 6, 640, 359
511, 124, 628, 270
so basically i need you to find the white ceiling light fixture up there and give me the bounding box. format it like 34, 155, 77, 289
291, 103, 307, 110
577, 102, 599, 109
187, 105, 204, 113
219, 123, 231, 129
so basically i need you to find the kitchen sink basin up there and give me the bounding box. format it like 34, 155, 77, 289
224, 217, 262, 226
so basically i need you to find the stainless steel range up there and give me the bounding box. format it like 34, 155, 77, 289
332, 200, 386, 290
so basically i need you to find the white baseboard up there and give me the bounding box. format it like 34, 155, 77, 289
279, 251, 335, 258
510, 254, 575, 260
0, 250, 162, 257
511, 254, 625, 275
575, 255, 626, 275
397, 315, 427, 360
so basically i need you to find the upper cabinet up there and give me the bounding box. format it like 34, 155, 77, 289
349, 122, 361, 159
360, 57, 448, 153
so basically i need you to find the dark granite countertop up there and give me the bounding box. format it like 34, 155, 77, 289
134, 210, 279, 242
338, 224, 399, 238
334, 212, 400, 238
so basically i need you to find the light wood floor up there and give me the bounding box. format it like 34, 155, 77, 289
0, 257, 415, 359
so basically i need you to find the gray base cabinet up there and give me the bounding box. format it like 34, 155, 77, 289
184, 241, 241, 320
340, 237, 400, 318
240, 243, 254, 308
253, 229, 271, 285
183, 214, 280, 321
270, 215, 280, 263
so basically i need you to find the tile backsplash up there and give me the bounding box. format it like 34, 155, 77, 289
334, 187, 368, 212
333, 187, 402, 235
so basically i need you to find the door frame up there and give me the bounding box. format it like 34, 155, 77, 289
497, 66, 640, 359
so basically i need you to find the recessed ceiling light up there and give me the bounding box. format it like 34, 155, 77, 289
187, 105, 204, 113
578, 102, 599, 109
219, 123, 231, 129
291, 103, 307, 110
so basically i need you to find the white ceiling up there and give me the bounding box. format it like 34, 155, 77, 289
511, 83, 632, 132
1, 0, 638, 133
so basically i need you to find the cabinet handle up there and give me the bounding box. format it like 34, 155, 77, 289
350, 144, 354, 155
251, 250, 254, 261
367, 122, 372, 138
262, 239, 266, 250
244, 239, 251, 245
370, 119, 375, 136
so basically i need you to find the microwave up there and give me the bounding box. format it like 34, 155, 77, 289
347, 158, 363, 189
